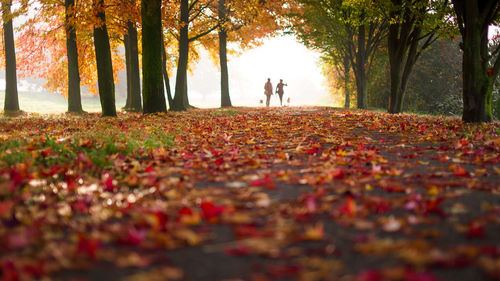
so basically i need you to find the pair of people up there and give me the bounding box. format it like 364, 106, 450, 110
264, 78, 287, 107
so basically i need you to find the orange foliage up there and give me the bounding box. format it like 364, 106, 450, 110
14, 0, 125, 96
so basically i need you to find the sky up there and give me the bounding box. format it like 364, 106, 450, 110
186, 35, 333, 108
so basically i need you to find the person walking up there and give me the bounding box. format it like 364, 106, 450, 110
264, 78, 273, 107
276, 79, 287, 106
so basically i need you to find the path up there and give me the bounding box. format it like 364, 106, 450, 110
0, 107, 499, 281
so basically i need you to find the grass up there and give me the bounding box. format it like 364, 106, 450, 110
210, 109, 238, 116
0, 91, 125, 114
0, 127, 176, 170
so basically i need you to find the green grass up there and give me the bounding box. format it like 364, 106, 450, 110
210, 109, 238, 116
0, 128, 176, 170
0, 91, 125, 114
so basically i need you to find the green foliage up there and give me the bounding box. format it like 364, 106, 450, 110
368, 39, 464, 116
405, 39, 463, 116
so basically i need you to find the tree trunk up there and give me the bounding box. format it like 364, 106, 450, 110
342, 55, 350, 109
2, 1, 19, 112
161, 36, 174, 109
65, 0, 83, 113
124, 34, 132, 110
453, 0, 494, 122
183, 76, 190, 107
387, 20, 405, 114
172, 0, 189, 111
126, 21, 142, 112
387, 4, 424, 114
219, 0, 231, 107
93, 0, 116, 117
142, 0, 166, 114
354, 67, 367, 110
355, 25, 367, 109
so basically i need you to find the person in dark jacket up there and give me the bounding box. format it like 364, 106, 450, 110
276, 79, 287, 106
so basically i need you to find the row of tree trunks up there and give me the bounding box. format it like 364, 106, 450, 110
2, 0, 19, 112
93, 0, 116, 117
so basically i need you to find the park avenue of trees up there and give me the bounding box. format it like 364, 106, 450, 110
1, 0, 499, 122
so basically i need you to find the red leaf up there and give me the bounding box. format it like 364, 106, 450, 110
358, 269, 382, 281
200, 202, 225, 223
249, 176, 276, 190
304, 195, 318, 213
0, 200, 14, 217
214, 158, 225, 165
1, 260, 19, 281
339, 195, 357, 216
267, 264, 301, 278
145, 166, 156, 173
102, 173, 117, 192
224, 244, 251, 256
466, 222, 485, 239
405, 270, 442, 281
117, 228, 147, 246
234, 225, 260, 238
453, 166, 470, 177
76, 233, 100, 259
23, 261, 46, 279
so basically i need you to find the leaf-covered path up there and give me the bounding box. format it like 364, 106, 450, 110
1, 107, 499, 281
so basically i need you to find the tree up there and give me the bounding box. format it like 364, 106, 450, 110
2, 0, 19, 112
15, 0, 125, 105
161, 35, 174, 109
218, 0, 231, 107
171, 0, 220, 111
404, 39, 462, 115
385, 0, 450, 114
65, 0, 83, 113
452, 0, 500, 122
119, 0, 141, 112
123, 2, 142, 113
93, 0, 117, 117
209, 0, 286, 108
291, 0, 386, 109
142, 0, 167, 113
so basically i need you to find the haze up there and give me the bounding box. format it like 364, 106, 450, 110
0, 36, 334, 113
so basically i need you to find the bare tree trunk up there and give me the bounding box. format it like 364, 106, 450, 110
2, 0, 19, 112
124, 34, 132, 110
126, 21, 142, 112
172, 0, 189, 111
65, 0, 83, 113
93, 0, 117, 117
141, 0, 166, 113
452, 0, 496, 122
219, 0, 231, 107
355, 25, 367, 109
343, 55, 350, 109
161, 36, 173, 109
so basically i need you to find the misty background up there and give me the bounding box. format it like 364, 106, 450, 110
0, 35, 334, 113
